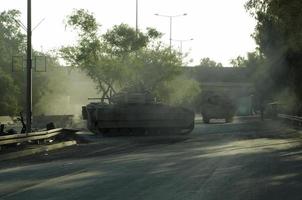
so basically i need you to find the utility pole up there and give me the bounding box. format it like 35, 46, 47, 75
136, 0, 138, 33
172, 38, 193, 54
154, 13, 187, 49
169, 16, 172, 48
26, 0, 32, 134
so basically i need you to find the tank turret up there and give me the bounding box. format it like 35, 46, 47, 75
110, 92, 155, 104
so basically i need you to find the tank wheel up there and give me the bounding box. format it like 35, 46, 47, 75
130, 128, 146, 136
101, 128, 134, 137
158, 128, 181, 135
180, 123, 195, 135
147, 128, 161, 135
120, 128, 132, 136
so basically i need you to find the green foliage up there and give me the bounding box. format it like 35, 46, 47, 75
230, 51, 266, 81
0, 9, 199, 115
230, 49, 276, 107
0, 10, 81, 116
102, 24, 162, 56
157, 75, 201, 107
198, 57, 223, 67
0, 68, 20, 115
273, 88, 298, 114
66, 9, 99, 36
146, 27, 163, 39
61, 9, 196, 106
0, 10, 25, 115
230, 56, 247, 67
126, 46, 182, 92
245, 0, 302, 105
0, 10, 25, 73
104, 24, 147, 55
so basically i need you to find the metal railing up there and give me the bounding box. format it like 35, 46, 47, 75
277, 114, 302, 126
0, 128, 74, 146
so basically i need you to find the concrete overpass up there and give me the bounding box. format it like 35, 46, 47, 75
184, 66, 254, 115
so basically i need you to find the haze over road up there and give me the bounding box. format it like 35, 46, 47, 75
1, 117, 302, 200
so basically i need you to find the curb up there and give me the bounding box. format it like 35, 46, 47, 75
0, 140, 77, 161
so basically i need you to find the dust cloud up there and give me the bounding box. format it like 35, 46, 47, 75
33, 68, 99, 118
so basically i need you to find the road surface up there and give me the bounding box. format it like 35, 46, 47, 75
1, 116, 302, 200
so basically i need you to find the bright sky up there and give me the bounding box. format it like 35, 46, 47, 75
1, 0, 257, 66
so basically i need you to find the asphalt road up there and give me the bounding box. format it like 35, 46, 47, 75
1, 116, 302, 200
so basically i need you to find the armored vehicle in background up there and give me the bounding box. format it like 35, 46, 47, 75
82, 92, 195, 135
200, 92, 236, 123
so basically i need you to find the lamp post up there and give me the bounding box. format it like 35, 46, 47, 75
26, 0, 32, 134
136, 0, 138, 33
14, 1, 44, 134
154, 13, 187, 49
172, 38, 193, 54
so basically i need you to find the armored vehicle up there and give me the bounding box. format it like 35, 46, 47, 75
201, 92, 236, 123
82, 92, 195, 135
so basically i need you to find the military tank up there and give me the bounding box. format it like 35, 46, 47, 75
200, 91, 236, 123
82, 92, 195, 135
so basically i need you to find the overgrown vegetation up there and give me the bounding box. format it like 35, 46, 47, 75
236, 0, 302, 114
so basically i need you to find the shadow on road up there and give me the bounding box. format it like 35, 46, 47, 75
1, 117, 302, 200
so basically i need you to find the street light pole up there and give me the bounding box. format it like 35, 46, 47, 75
154, 13, 187, 49
136, 0, 138, 33
169, 16, 172, 48
172, 38, 194, 54
26, 0, 32, 134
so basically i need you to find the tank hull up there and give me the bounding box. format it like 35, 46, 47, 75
82, 103, 194, 135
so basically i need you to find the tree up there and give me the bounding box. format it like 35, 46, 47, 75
230, 56, 247, 67
0, 68, 20, 115
156, 74, 201, 107
103, 24, 162, 55
230, 51, 266, 81
198, 57, 223, 67
0, 10, 79, 116
0, 10, 25, 115
245, 0, 302, 112
0, 10, 25, 70
60, 9, 190, 104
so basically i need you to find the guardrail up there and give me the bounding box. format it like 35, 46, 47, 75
277, 114, 302, 126
0, 128, 76, 147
